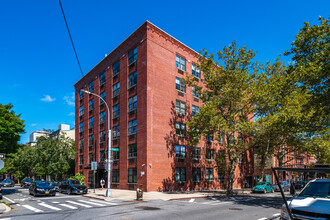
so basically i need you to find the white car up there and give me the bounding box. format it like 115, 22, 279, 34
273, 181, 290, 192
280, 179, 330, 220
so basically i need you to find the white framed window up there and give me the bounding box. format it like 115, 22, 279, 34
176, 55, 186, 71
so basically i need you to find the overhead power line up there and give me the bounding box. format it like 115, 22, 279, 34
59, 0, 84, 77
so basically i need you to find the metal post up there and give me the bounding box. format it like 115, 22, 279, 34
272, 167, 293, 220
93, 170, 95, 193
80, 89, 112, 197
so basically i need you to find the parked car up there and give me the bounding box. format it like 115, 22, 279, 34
0, 186, 2, 199
273, 181, 290, 192
21, 178, 33, 188
29, 181, 56, 197
0, 179, 15, 187
280, 179, 330, 220
50, 181, 60, 192
59, 179, 88, 195
295, 180, 307, 190
252, 182, 274, 193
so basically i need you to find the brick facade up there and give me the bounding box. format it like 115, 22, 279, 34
74, 21, 253, 192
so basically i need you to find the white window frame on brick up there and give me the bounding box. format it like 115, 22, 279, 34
175, 145, 186, 159
192, 64, 200, 78
175, 122, 186, 137
176, 100, 186, 115
176, 77, 186, 93
192, 86, 200, 99
192, 105, 200, 116
176, 55, 186, 71
192, 147, 201, 160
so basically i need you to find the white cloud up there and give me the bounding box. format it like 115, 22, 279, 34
68, 112, 75, 116
63, 93, 75, 106
41, 95, 56, 102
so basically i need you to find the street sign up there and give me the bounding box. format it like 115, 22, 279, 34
0, 153, 5, 159
111, 148, 119, 152
91, 161, 97, 170
0, 159, 4, 170
105, 162, 112, 171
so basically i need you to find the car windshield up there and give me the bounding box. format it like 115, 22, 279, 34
25, 179, 33, 182
300, 182, 330, 198
2, 180, 10, 183
70, 180, 81, 185
36, 181, 50, 186
51, 182, 58, 186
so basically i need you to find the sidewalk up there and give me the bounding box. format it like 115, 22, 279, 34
83, 188, 252, 202
0, 202, 11, 214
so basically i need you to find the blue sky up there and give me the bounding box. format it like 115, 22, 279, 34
0, 0, 329, 144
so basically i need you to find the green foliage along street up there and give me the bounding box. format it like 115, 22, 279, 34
4, 135, 75, 181
0, 104, 25, 154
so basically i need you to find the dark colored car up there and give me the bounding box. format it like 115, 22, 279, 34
0, 179, 15, 187
295, 181, 307, 190
59, 180, 88, 195
50, 181, 60, 192
21, 178, 34, 188
29, 181, 56, 197
0, 186, 2, 199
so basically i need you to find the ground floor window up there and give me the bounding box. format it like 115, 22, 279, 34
112, 169, 119, 183
176, 167, 186, 182
128, 168, 137, 183
206, 168, 213, 181
192, 167, 201, 182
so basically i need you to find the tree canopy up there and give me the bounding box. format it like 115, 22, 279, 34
0, 104, 25, 154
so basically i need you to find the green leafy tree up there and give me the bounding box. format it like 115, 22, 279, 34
70, 173, 85, 185
185, 41, 257, 194
0, 104, 25, 154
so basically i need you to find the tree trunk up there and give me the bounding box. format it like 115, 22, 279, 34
227, 159, 237, 195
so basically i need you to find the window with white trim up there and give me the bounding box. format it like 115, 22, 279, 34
176, 55, 186, 71
192, 64, 200, 78
192, 105, 200, 116
176, 100, 186, 115
176, 145, 186, 159
176, 77, 186, 93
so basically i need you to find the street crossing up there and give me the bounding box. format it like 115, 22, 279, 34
18, 199, 118, 213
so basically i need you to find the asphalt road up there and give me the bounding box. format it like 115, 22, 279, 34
1, 186, 290, 220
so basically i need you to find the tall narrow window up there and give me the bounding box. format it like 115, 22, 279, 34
176, 100, 186, 115
79, 155, 84, 167
128, 168, 137, 183
113, 82, 120, 97
99, 150, 105, 163
128, 119, 137, 135
89, 153, 93, 165
176, 55, 186, 71
128, 47, 137, 65
100, 111, 106, 124
80, 90, 84, 100
100, 92, 106, 104
192, 86, 200, 98
112, 169, 119, 183
100, 130, 106, 143
206, 149, 214, 161
175, 167, 186, 182
89, 99, 94, 111
218, 133, 225, 145
113, 61, 120, 77
113, 125, 120, 139
89, 81, 94, 93
206, 168, 214, 181
192, 147, 201, 160
113, 104, 120, 118
192, 64, 200, 78
192, 105, 200, 116
80, 105, 84, 116
129, 71, 137, 88
176, 77, 186, 93
100, 72, 106, 85
175, 123, 186, 136
89, 117, 94, 129
80, 122, 84, 133
89, 135, 94, 147
175, 145, 186, 159
128, 95, 137, 112
79, 139, 84, 149
128, 144, 137, 158
192, 168, 201, 182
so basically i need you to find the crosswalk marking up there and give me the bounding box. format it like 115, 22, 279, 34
272, 213, 280, 217
59, 204, 78, 209
257, 218, 267, 220
189, 199, 195, 202
89, 199, 118, 205
66, 200, 92, 208
78, 200, 106, 206
39, 202, 62, 211
22, 204, 43, 213
52, 201, 60, 204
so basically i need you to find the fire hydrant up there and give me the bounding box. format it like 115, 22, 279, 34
136, 188, 143, 200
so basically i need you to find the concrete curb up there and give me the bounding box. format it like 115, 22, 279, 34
169, 196, 208, 201
0, 203, 11, 214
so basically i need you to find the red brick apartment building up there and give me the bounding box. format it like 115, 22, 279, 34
74, 21, 253, 191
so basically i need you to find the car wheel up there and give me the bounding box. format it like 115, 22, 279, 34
263, 189, 267, 193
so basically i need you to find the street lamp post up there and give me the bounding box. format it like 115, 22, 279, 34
81, 89, 112, 197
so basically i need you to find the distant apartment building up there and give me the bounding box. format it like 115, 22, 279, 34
28, 124, 74, 146
74, 21, 253, 191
